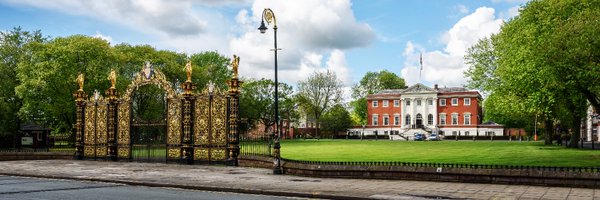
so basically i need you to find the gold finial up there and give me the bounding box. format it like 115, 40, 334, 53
262, 8, 276, 27
231, 54, 240, 79
76, 73, 85, 91
108, 69, 117, 89
185, 61, 193, 82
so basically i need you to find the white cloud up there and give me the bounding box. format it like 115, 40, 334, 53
326, 49, 351, 86
1, 0, 245, 54
455, 4, 469, 14
500, 6, 521, 19
3, 0, 211, 37
230, 0, 374, 87
444, 7, 503, 57
92, 31, 112, 44
401, 7, 504, 87
491, 0, 528, 4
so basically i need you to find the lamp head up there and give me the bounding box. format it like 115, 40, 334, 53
258, 20, 268, 34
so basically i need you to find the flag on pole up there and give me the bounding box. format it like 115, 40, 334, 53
419, 53, 423, 82
420, 53, 423, 70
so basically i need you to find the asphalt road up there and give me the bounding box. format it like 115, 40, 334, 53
0, 175, 307, 200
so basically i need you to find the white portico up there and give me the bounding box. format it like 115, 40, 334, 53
400, 84, 437, 132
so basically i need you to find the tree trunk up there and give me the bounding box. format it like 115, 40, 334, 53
544, 119, 553, 145
568, 115, 582, 148
315, 119, 320, 140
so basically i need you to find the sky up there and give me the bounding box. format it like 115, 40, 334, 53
0, 0, 527, 96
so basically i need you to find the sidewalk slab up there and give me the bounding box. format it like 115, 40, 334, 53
0, 160, 596, 200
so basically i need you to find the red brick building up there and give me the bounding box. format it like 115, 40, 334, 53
350, 83, 504, 139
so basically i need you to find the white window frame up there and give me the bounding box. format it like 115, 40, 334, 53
372, 115, 379, 126
427, 114, 433, 125
372, 100, 378, 107
393, 100, 400, 107
464, 113, 471, 125
440, 99, 446, 106
406, 100, 411, 106
451, 113, 458, 125
416, 100, 421, 106
394, 115, 400, 125
382, 100, 389, 107
405, 114, 411, 125
427, 99, 433, 106
383, 115, 389, 126
464, 98, 471, 106
439, 114, 446, 125
451, 98, 458, 106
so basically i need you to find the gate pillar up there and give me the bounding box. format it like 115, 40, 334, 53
106, 70, 119, 161
181, 65, 196, 164
73, 73, 87, 160
226, 58, 242, 166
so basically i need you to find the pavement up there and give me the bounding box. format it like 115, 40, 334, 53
0, 175, 302, 200
0, 160, 599, 200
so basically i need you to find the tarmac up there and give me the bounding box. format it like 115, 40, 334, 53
0, 160, 598, 200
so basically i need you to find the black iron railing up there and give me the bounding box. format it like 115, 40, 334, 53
0, 134, 74, 153
281, 158, 600, 173
239, 134, 273, 156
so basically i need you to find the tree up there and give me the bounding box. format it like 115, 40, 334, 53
188, 51, 232, 91
320, 104, 352, 138
297, 70, 344, 138
112, 44, 187, 92
464, 0, 600, 146
239, 78, 294, 134
350, 70, 406, 124
464, 37, 499, 95
16, 35, 117, 133
0, 27, 46, 138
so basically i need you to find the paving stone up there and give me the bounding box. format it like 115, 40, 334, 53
0, 160, 596, 200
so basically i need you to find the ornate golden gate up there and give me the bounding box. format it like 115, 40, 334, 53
73, 59, 241, 165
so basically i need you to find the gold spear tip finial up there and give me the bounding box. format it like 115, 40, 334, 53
108, 69, 117, 89
76, 73, 85, 91
185, 60, 193, 82
231, 54, 239, 79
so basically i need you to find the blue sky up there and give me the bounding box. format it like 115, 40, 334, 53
0, 0, 526, 92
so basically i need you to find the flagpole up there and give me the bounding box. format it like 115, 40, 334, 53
419, 53, 423, 83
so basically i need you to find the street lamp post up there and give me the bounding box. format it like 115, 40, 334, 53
258, 8, 282, 175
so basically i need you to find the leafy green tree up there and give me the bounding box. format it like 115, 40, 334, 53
465, 0, 600, 146
189, 51, 232, 91
297, 70, 344, 138
0, 27, 46, 137
16, 35, 116, 133
112, 44, 187, 92
239, 78, 294, 134
350, 70, 406, 125
464, 37, 498, 94
320, 104, 352, 137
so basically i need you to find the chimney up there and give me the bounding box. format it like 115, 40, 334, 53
434, 84, 438, 90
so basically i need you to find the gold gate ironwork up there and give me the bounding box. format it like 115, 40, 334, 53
73, 58, 241, 165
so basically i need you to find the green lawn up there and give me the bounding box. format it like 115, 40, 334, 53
132, 148, 166, 158
280, 140, 600, 167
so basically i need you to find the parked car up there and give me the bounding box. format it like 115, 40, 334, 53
428, 133, 440, 141
414, 133, 425, 141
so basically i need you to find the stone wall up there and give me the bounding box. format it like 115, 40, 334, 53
239, 156, 600, 188
0, 152, 73, 161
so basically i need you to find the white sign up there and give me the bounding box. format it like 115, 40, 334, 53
21, 137, 33, 145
